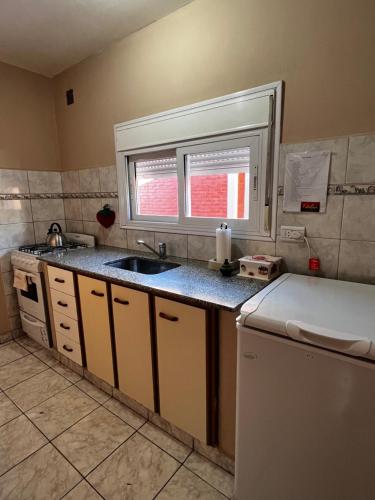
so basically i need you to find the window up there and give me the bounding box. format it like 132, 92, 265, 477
115, 82, 282, 239
125, 134, 264, 235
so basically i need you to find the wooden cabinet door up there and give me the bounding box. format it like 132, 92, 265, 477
112, 285, 154, 411
155, 297, 207, 442
78, 275, 114, 386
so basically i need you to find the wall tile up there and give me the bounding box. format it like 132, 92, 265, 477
278, 137, 348, 185
66, 220, 84, 233
277, 195, 343, 239
64, 199, 82, 221
338, 240, 375, 284
126, 229, 155, 253
61, 171, 80, 193
341, 196, 375, 242
187, 235, 216, 261
231, 239, 276, 259
346, 134, 375, 183
0, 200, 32, 224
82, 222, 127, 249
33, 220, 66, 244
276, 237, 340, 279
154, 233, 188, 258
28, 171, 62, 193
0, 170, 29, 194
79, 168, 100, 193
0, 223, 35, 249
81, 199, 102, 222
99, 166, 118, 192
31, 199, 65, 222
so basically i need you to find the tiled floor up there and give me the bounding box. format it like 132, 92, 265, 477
0, 337, 234, 499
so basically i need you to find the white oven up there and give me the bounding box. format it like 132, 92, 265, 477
11, 251, 52, 348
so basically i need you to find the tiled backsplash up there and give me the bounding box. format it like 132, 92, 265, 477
1, 132, 374, 339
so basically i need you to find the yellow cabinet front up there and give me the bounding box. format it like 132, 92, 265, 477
78, 275, 114, 386
112, 284, 154, 411
155, 297, 207, 442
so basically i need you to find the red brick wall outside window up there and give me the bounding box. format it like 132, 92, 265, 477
138, 173, 246, 218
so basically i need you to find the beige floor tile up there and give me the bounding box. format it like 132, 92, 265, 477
15, 335, 43, 353
0, 341, 28, 366
0, 415, 47, 475
33, 347, 59, 366
63, 480, 102, 500
76, 379, 111, 404
87, 433, 179, 499
0, 444, 81, 499
140, 422, 191, 462
185, 452, 234, 498
53, 406, 134, 475
0, 354, 47, 390
103, 397, 146, 429
6, 368, 71, 411
53, 363, 83, 383
0, 392, 21, 426
157, 466, 226, 499
26, 385, 99, 439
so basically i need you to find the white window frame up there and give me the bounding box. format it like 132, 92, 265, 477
115, 81, 282, 240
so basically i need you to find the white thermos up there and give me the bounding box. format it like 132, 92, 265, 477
216, 223, 231, 263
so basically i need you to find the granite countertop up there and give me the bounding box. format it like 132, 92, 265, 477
39, 246, 268, 311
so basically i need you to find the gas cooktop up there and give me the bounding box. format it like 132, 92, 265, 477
19, 242, 88, 256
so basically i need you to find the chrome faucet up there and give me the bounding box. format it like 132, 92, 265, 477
137, 240, 167, 259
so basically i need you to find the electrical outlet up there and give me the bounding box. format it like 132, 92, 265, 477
280, 225, 305, 242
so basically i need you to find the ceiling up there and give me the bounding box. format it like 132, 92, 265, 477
0, 0, 192, 77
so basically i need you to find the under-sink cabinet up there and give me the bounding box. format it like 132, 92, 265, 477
111, 284, 155, 411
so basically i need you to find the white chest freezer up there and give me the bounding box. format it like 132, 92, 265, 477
235, 273, 375, 500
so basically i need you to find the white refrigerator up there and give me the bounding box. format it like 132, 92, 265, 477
235, 273, 375, 500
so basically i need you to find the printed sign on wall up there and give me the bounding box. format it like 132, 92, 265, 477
283, 151, 330, 213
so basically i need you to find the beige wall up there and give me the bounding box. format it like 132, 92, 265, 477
53, 0, 375, 170
0, 61, 59, 171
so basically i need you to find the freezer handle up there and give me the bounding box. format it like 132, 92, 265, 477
286, 320, 371, 357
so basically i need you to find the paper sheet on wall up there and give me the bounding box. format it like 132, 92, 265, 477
283, 151, 330, 213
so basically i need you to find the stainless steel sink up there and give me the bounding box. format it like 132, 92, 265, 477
104, 256, 180, 275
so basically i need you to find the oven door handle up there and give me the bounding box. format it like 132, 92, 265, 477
20, 311, 44, 328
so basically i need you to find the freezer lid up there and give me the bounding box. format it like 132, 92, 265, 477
239, 273, 375, 359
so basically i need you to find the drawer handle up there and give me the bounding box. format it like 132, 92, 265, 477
57, 301, 68, 308
63, 344, 73, 352
114, 297, 129, 305
91, 290, 105, 297
59, 323, 70, 330
159, 312, 179, 322
54, 277, 65, 283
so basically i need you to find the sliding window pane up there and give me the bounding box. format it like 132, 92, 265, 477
186, 147, 250, 219
134, 157, 178, 217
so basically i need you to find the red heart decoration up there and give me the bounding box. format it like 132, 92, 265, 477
96, 205, 116, 228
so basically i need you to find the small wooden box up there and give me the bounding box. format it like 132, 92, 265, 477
239, 255, 282, 281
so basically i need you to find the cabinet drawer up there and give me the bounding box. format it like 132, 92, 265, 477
155, 297, 207, 442
56, 331, 82, 366
53, 310, 80, 343
48, 266, 75, 296
51, 289, 78, 320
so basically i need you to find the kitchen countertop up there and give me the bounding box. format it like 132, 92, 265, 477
39, 246, 268, 311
